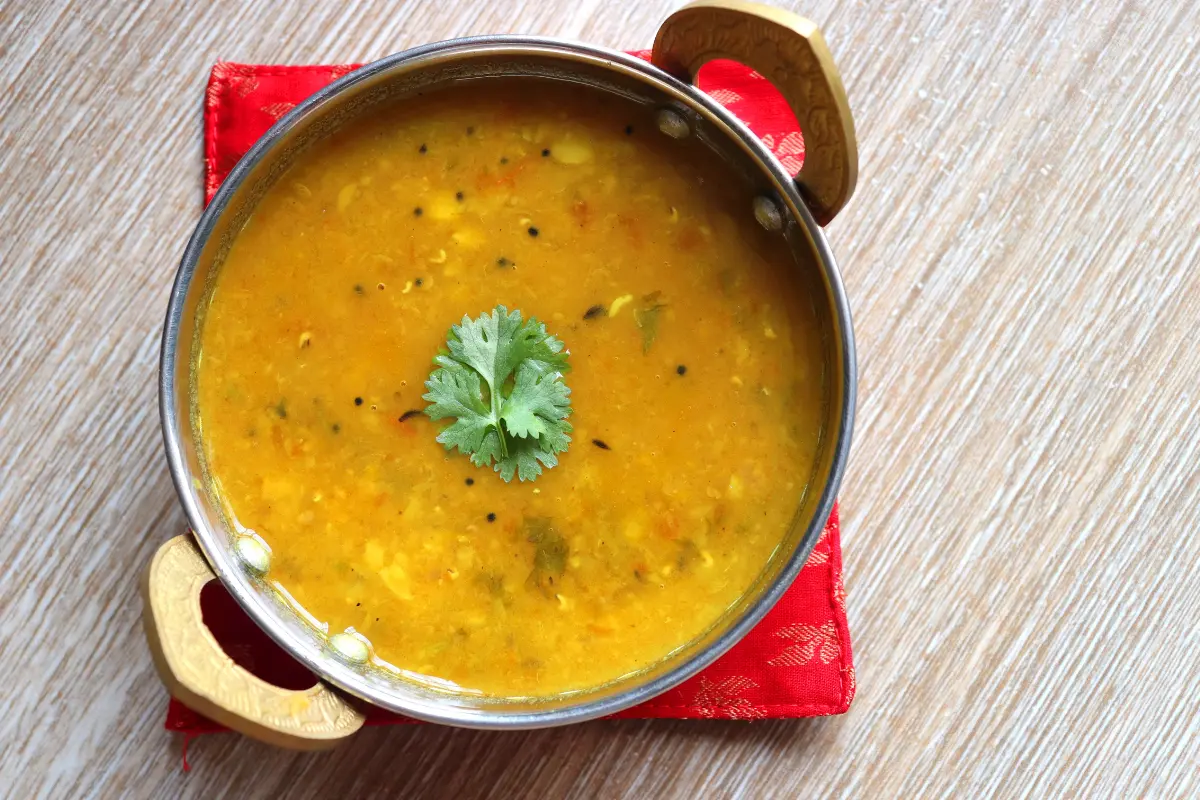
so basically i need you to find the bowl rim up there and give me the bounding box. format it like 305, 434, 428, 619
160, 34, 857, 729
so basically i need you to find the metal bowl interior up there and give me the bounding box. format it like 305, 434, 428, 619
160, 36, 855, 728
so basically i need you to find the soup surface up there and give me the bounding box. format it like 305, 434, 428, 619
196, 81, 826, 696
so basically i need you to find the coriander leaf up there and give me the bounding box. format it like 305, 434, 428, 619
444, 306, 569, 391
423, 306, 572, 482
504, 316, 570, 379
538, 422, 572, 455
471, 429, 507, 470
497, 432, 568, 482
443, 307, 522, 389
500, 362, 571, 439
423, 368, 495, 455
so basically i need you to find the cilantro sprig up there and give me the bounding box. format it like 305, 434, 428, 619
423, 306, 572, 482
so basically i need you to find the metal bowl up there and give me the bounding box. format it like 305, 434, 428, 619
148, 0, 857, 746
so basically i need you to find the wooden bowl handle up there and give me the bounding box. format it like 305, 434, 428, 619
652, 0, 858, 225
141, 535, 365, 750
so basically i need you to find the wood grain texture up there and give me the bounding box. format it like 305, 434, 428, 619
2, 0, 1198, 796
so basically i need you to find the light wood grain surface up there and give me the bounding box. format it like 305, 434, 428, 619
3, 0, 1199, 796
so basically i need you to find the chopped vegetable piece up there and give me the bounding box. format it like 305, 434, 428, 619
676, 539, 701, 570
592, 439, 610, 450
609, 294, 633, 317
525, 518, 568, 597
633, 291, 667, 353
718, 269, 737, 293
423, 306, 572, 482
583, 304, 606, 320
551, 139, 594, 164
477, 571, 506, 599
398, 409, 421, 422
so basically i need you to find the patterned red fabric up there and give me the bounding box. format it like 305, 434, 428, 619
166, 55, 853, 736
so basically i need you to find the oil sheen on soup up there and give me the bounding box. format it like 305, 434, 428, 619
196, 81, 826, 697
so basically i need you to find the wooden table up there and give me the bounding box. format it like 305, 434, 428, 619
3, 0, 1198, 795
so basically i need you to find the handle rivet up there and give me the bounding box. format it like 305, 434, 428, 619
655, 108, 691, 139
753, 195, 784, 231
235, 534, 271, 574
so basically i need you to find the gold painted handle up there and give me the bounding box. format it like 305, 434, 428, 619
652, 0, 858, 225
141, 535, 365, 750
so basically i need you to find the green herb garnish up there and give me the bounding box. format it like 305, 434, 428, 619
633, 290, 667, 353
423, 306, 572, 482
525, 517, 568, 596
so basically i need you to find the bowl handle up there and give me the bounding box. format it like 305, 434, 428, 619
652, 0, 858, 225
141, 535, 365, 750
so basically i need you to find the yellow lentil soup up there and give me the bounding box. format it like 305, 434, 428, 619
196, 81, 827, 697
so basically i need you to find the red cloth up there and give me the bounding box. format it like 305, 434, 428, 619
167, 55, 853, 736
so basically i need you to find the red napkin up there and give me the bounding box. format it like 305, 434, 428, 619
166, 55, 854, 739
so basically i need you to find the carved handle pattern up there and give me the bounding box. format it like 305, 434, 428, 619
141, 535, 365, 749
652, 0, 858, 225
